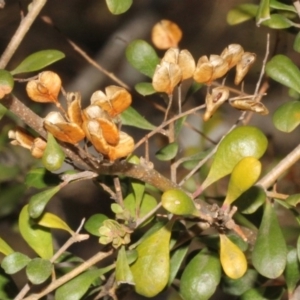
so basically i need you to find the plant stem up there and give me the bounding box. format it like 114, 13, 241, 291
22, 250, 113, 300
257, 143, 300, 189
0, 0, 47, 68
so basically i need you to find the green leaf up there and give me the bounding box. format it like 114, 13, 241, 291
116, 245, 134, 285
19, 205, 53, 259
286, 193, 300, 207
222, 269, 258, 296
273, 101, 300, 132
220, 234, 247, 279
262, 13, 293, 29
285, 247, 300, 293
0, 268, 18, 299
297, 235, 300, 262
1, 252, 31, 274
105, 0, 132, 15
161, 189, 199, 216
256, 0, 270, 26
270, 0, 296, 13
55, 265, 114, 300
121, 106, 156, 130
227, 4, 258, 25
25, 167, 61, 189
174, 116, 187, 138
84, 214, 109, 237
202, 126, 267, 190
28, 186, 61, 219
240, 286, 284, 300
0, 104, 7, 120
124, 192, 157, 226
37, 212, 74, 235
180, 248, 221, 300
26, 258, 52, 284
294, 32, 300, 53
135, 82, 156, 96
266, 55, 300, 94
131, 179, 145, 214
235, 186, 266, 214
168, 244, 189, 286
126, 40, 160, 78
10, 50, 65, 75
252, 201, 287, 278
0, 69, 14, 99
42, 133, 65, 172
223, 157, 261, 207
0, 237, 14, 256
156, 142, 179, 161
131, 220, 174, 297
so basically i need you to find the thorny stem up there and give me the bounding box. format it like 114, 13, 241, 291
0, 0, 47, 68
22, 250, 113, 300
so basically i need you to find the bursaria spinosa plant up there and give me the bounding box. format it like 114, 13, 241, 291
1, 0, 300, 299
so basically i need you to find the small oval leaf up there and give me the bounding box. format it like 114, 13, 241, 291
273, 101, 300, 132
105, 0, 132, 15
1, 252, 31, 274
126, 40, 160, 78
161, 189, 199, 216
252, 201, 287, 278
180, 248, 221, 300
26, 258, 52, 284
0, 69, 14, 99
220, 234, 247, 279
25, 168, 61, 189
135, 82, 156, 96
42, 133, 65, 172
262, 14, 293, 29
227, 4, 258, 25
266, 55, 300, 94
84, 214, 109, 237
10, 50, 65, 75
223, 157, 261, 207
202, 126, 267, 190
156, 142, 179, 161
285, 247, 300, 293
19, 205, 53, 259
28, 186, 61, 219
131, 220, 174, 297
121, 106, 156, 130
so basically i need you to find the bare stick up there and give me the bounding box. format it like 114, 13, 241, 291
257, 143, 300, 189
0, 0, 47, 68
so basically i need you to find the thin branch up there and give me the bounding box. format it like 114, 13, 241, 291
0, 0, 47, 68
257, 143, 300, 189
23, 250, 113, 300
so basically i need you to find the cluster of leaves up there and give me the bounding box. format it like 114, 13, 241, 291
2, 0, 300, 299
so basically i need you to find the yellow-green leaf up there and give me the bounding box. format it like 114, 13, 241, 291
180, 248, 221, 300
223, 157, 261, 207
105, 0, 132, 15
37, 212, 74, 235
116, 245, 134, 285
42, 133, 65, 172
220, 234, 247, 279
161, 189, 199, 216
252, 201, 287, 278
227, 4, 258, 25
202, 126, 267, 190
19, 205, 53, 259
131, 220, 174, 297
0, 237, 14, 256
256, 0, 270, 26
